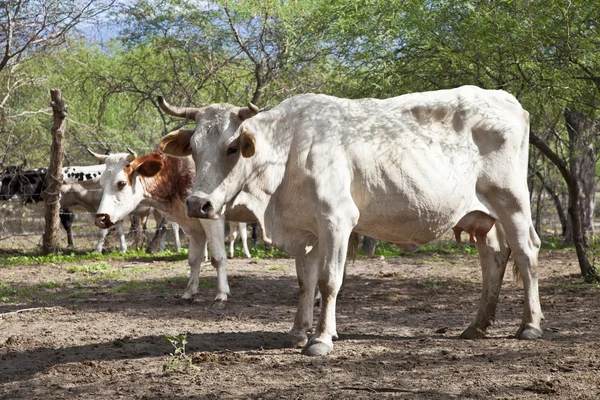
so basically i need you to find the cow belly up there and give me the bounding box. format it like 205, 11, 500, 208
355, 210, 457, 247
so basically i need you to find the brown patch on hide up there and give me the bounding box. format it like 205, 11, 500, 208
125, 152, 194, 202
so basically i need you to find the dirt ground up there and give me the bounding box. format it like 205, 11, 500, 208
1, 248, 599, 399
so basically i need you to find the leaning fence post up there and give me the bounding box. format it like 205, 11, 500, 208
42, 89, 67, 254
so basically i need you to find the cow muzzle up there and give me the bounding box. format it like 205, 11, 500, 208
95, 213, 115, 229
185, 195, 215, 219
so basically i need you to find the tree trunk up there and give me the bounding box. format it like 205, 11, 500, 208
564, 109, 597, 246
530, 126, 597, 281
42, 89, 66, 254
535, 171, 567, 237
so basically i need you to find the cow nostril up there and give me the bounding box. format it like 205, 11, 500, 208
95, 213, 113, 228
201, 201, 213, 214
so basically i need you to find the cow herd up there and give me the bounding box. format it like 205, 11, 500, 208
1, 85, 543, 356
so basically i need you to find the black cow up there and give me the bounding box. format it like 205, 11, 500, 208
1, 166, 76, 247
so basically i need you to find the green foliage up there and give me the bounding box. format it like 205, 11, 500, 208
584, 235, 600, 283
0, 248, 188, 267
249, 244, 289, 259
365, 240, 479, 259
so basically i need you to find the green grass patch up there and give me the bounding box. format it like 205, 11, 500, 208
0, 248, 189, 267
0, 280, 61, 302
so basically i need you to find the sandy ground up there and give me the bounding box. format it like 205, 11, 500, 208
1, 249, 599, 399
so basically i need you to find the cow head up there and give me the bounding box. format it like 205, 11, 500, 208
158, 96, 259, 219
95, 152, 162, 229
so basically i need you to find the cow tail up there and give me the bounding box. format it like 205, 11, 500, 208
347, 232, 360, 264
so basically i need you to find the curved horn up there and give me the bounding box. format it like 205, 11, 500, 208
238, 103, 260, 120
87, 148, 108, 162
157, 95, 203, 120
126, 147, 138, 161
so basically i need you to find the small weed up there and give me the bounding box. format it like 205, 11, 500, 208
163, 334, 196, 373
268, 265, 284, 271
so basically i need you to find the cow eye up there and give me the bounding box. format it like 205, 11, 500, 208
227, 146, 238, 156
117, 181, 127, 190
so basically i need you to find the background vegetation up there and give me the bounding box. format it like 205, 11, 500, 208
1, 0, 599, 278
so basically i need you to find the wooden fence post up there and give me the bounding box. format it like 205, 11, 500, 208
42, 89, 67, 254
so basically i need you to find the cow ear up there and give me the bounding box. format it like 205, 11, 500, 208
135, 158, 163, 177
240, 130, 256, 158
238, 103, 259, 120
159, 129, 194, 157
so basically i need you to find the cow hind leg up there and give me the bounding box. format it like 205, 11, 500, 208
239, 222, 251, 258
487, 191, 543, 339
59, 208, 74, 248
228, 222, 239, 258
172, 222, 181, 251
461, 222, 511, 339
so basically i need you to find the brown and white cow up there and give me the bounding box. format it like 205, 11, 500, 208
93, 150, 250, 306
158, 85, 543, 356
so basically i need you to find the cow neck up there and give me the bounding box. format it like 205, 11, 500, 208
138, 153, 194, 211
230, 118, 291, 246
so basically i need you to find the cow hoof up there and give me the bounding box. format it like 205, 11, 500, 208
301, 341, 333, 357
211, 300, 228, 310
516, 325, 542, 340
460, 326, 486, 339
285, 332, 308, 348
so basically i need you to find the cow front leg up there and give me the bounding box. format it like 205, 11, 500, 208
204, 218, 229, 309
116, 220, 127, 253
461, 223, 511, 339
286, 250, 319, 349
95, 228, 109, 253
301, 211, 357, 356
182, 232, 207, 302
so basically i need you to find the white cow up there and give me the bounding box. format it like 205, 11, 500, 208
93, 150, 251, 306
228, 222, 252, 258
158, 85, 542, 356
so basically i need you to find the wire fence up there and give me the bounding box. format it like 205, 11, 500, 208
0, 200, 184, 253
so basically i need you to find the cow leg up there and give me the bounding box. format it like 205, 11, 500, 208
251, 223, 258, 246
116, 220, 127, 253
95, 228, 109, 253
488, 192, 543, 339
301, 211, 357, 356
203, 219, 229, 309
228, 222, 238, 258
239, 222, 251, 258
461, 223, 511, 339
172, 222, 181, 252
182, 231, 207, 302
287, 249, 319, 348
59, 208, 74, 248
160, 224, 167, 251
